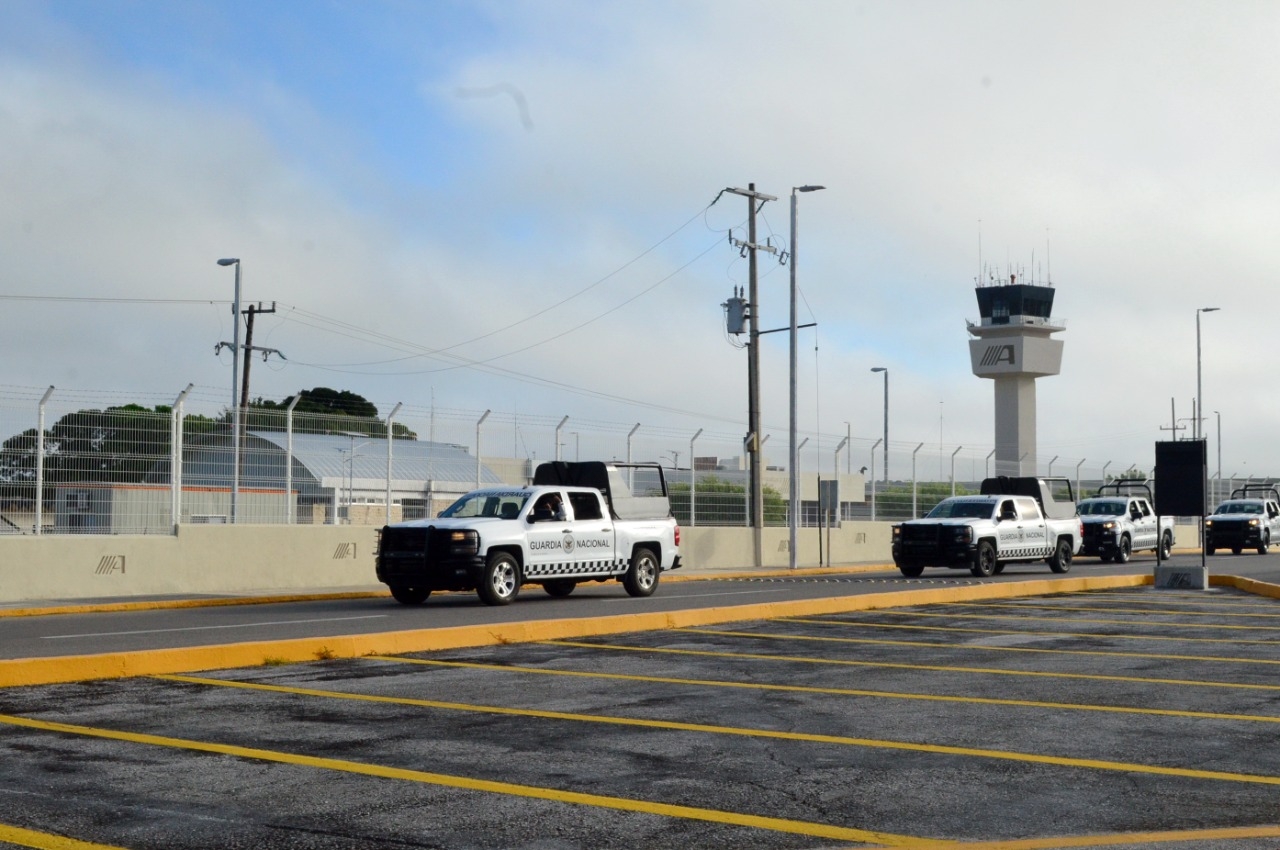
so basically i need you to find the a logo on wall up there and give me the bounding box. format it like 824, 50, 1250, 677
333, 543, 357, 559
95, 555, 126, 575
980, 345, 1016, 366
562, 534, 575, 553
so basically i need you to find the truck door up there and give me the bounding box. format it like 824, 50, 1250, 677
525, 490, 571, 579
1012, 497, 1049, 556
1132, 499, 1155, 549
564, 491, 617, 575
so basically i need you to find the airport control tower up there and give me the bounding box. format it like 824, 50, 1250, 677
967, 275, 1064, 476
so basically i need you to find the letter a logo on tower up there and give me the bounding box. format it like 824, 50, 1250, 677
981, 345, 1016, 367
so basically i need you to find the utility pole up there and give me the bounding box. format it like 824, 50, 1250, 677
725, 183, 777, 568
239, 302, 279, 411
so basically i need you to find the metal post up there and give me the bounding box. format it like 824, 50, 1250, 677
555, 415, 569, 462
833, 436, 848, 529
871, 367, 888, 482
216, 258, 242, 523
285, 393, 301, 524
985, 448, 995, 479
690, 428, 702, 528
34, 386, 54, 535
385, 402, 402, 525
951, 446, 963, 496
171, 383, 193, 531
476, 409, 491, 489
870, 438, 882, 521
1047, 455, 1058, 477
1075, 458, 1086, 501
627, 422, 640, 490
1102, 461, 1112, 484
911, 442, 924, 518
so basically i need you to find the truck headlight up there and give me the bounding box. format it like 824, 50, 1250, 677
1205, 519, 1214, 528
953, 527, 972, 543
892, 526, 901, 538
1101, 521, 1116, 530
449, 530, 480, 555
1249, 518, 1260, 527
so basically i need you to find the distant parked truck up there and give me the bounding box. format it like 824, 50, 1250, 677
1204, 485, 1280, 556
1077, 481, 1175, 562
375, 461, 681, 605
892, 476, 1082, 578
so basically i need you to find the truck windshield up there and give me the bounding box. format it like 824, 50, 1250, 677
926, 500, 994, 519
1219, 502, 1264, 515
439, 492, 529, 519
1080, 501, 1126, 516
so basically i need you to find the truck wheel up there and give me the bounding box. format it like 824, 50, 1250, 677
993, 563, 1006, 575
478, 552, 520, 606
1259, 531, 1270, 555
1099, 553, 1115, 563
971, 541, 997, 577
1232, 547, 1243, 556
543, 579, 576, 598
1049, 538, 1073, 573
1114, 535, 1131, 564
623, 547, 660, 597
897, 561, 925, 577
389, 586, 430, 605
1160, 532, 1173, 559
1206, 547, 1216, 556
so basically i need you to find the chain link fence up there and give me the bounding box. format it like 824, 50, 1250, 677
1, 384, 1248, 536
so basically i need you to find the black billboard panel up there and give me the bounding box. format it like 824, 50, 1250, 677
1154, 440, 1206, 517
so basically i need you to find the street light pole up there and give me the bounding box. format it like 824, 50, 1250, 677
216, 258, 242, 523
871, 367, 888, 482
1195, 308, 1219, 441
789, 185, 825, 571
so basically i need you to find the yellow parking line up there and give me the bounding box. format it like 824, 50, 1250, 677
0, 711, 933, 847
0, 823, 127, 850
380, 656, 1280, 724
957, 600, 1280, 619
776, 617, 1280, 661
870, 609, 1280, 632
151, 674, 1280, 788
556, 636, 1280, 693
939, 823, 1280, 848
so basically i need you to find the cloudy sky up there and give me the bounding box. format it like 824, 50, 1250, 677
2, 0, 1276, 481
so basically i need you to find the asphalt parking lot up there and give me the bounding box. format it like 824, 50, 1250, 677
3, 582, 1280, 849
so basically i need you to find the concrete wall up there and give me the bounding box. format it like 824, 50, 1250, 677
0, 522, 895, 604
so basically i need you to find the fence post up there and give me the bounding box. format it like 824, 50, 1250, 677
690, 428, 702, 527
171, 383, 193, 532
386, 402, 402, 525
34, 386, 54, 536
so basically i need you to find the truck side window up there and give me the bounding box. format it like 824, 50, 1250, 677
1016, 498, 1041, 520
568, 492, 603, 521
531, 493, 565, 522
999, 500, 1017, 521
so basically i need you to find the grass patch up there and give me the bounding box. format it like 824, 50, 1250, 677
314, 646, 337, 661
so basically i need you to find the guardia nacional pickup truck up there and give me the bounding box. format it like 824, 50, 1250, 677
376, 461, 681, 605
1077, 481, 1175, 563
892, 476, 1082, 578
1204, 485, 1280, 556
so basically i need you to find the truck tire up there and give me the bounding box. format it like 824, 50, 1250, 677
478, 552, 520, 606
1232, 547, 1243, 555
1114, 535, 1131, 564
623, 547, 660, 597
971, 541, 997, 577
897, 561, 925, 577
543, 579, 576, 598
1206, 546, 1216, 556
1160, 531, 1173, 559
389, 586, 431, 605
1259, 530, 1270, 555
1049, 538, 1073, 573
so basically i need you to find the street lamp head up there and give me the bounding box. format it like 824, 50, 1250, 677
795, 185, 826, 193
1199, 307, 1220, 313
216, 258, 239, 267
870, 366, 886, 373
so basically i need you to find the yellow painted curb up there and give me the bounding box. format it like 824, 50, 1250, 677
0, 573, 1153, 689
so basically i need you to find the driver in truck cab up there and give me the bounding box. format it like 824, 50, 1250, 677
531, 492, 566, 522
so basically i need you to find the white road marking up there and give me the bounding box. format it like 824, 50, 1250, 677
41, 615, 389, 640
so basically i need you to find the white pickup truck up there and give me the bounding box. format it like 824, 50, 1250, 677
892, 476, 1082, 578
376, 461, 681, 605
1204, 485, 1280, 556
1077, 482, 1175, 563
